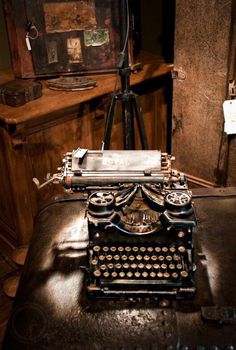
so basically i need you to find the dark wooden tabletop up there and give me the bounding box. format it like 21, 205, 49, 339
2, 187, 236, 349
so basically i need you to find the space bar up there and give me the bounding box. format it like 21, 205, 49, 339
101, 279, 180, 286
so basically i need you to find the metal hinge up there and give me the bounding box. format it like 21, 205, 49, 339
229, 80, 236, 99
171, 67, 186, 81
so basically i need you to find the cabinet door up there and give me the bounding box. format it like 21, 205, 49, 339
135, 88, 167, 151
0, 129, 17, 243
26, 109, 95, 211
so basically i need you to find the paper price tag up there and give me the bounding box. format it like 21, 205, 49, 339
223, 100, 236, 135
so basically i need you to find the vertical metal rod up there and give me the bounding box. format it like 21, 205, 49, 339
119, 0, 135, 149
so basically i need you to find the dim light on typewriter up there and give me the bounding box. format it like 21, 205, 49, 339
38, 148, 197, 300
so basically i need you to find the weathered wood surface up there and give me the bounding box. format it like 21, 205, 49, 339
0, 59, 172, 128
172, 0, 234, 185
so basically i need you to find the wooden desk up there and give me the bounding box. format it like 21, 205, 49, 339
0, 59, 172, 248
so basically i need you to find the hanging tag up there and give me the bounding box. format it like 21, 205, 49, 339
25, 33, 31, 51
223, 100, 236, 135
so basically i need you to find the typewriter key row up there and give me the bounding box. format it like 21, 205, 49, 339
93, 269, 189, 279
93, 245, 185, 253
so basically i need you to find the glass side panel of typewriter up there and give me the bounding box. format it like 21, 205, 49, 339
62, 149, 197, 299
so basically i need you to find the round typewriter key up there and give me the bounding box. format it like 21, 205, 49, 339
129, 255, 135, 261
172, 272, 178, 279
150, 272, 156, 278
169, 264, 175, 270
158, 255, 165, 261
114, 255, 120, 261
103, 272, 110, 278
94, 270, 101, 277
132, 246, 139, 252
180, 271, 189, 278
173, 254, 180, 261
100, 264, 106, 271
119, 272, 125, 278
123, 263, 129, 269
111, 272, 118, 278
118, 247, 124, 252
155, 247, 161, 253
108, 263, 114, 270
142, 271, 148, 278
151, 255, 158, 261
166, 255, 172, 261
170, 247, 176, 253
178, 246, 186, 253
138, 263, 144, 269
106, 255, 113, 261
144, 255, 150, 261
153, 263, 160, 269
177, 264, 182, 270
93, 246, 100, 252
162, 247, 168, 253
146, 264, 152, 270
99, 255, 105, 261
103, 246, 109, 252
121, 255, 128, 261
115, 263, 122, 270
178, 231, 185, 238
91, 259, 98, 266
131, 263, 137, 269
161, 263, 167, 270
140, 247, 146, 252
135, 271, 141, 278
147, 247, 154, 253
164, 272, 170, 278
157, 272, 163, 278
136, 255, 142, 261
110, 246, 116, 252
125, 246, 131, 252
127, 271, 133, 278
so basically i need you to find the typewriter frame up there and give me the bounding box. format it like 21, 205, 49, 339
53, 149, 197, 300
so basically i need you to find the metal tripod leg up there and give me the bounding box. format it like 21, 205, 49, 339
122, 96, 135, 149
132, 93, 148, 150
103, 94, 117, 150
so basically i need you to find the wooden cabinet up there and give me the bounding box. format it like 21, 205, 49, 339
0, 60, 172, 248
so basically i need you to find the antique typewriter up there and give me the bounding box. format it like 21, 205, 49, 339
48, 148, 197, 300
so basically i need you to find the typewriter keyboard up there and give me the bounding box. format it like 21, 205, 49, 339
89, 244, 191, 282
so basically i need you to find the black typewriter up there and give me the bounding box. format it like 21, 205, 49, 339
52, 148, 197, 300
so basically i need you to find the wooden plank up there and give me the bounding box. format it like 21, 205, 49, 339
1, 128, 35, 245
172, 0, 233, 184
0, 60, 172, 127
2, 0, 34, 78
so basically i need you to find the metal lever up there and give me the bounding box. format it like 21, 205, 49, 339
33, 173, 61, 189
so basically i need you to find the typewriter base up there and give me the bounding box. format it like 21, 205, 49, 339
87, 283, 196, 300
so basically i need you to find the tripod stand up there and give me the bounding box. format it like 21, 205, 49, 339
103, 0, 148, 150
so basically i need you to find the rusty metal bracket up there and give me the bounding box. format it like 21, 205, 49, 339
229, 80, 236, 99
171, 68, 186, 81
